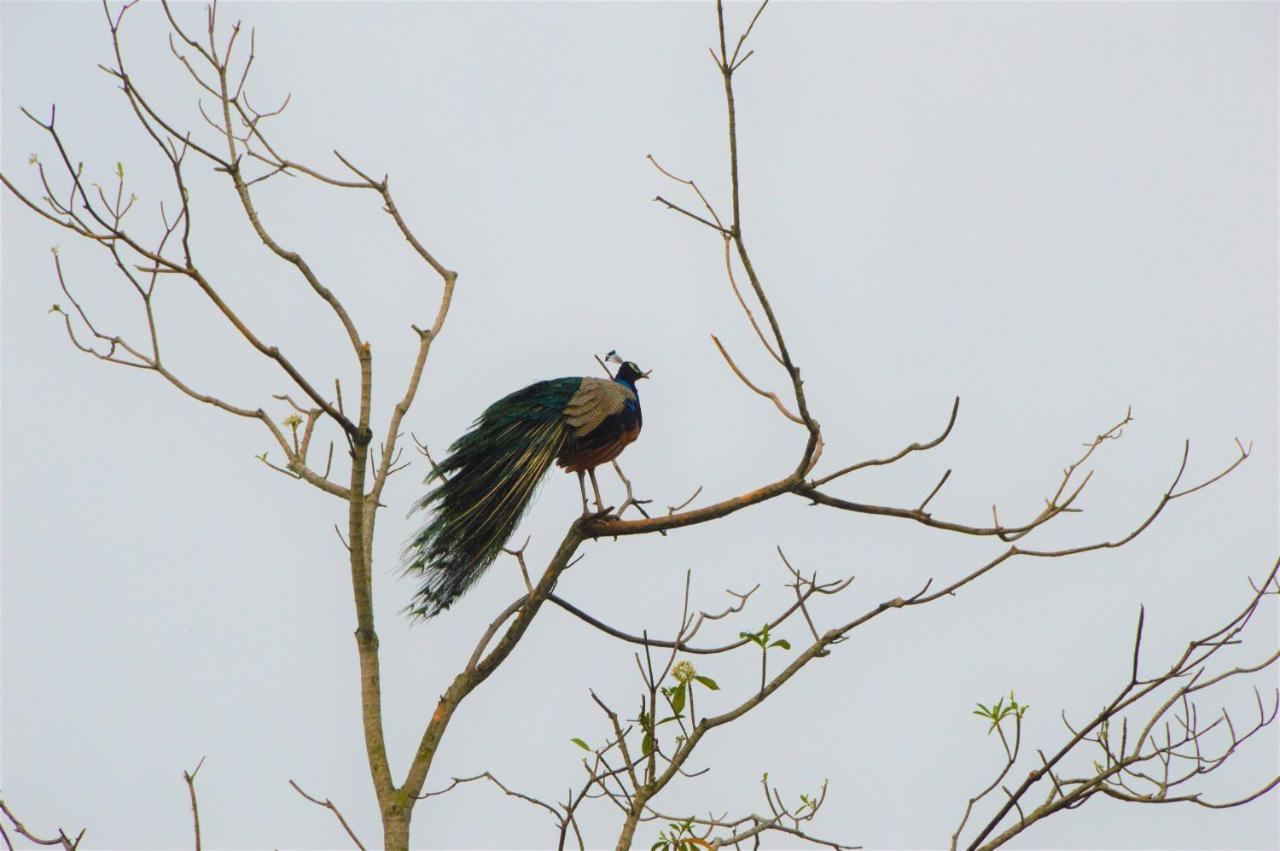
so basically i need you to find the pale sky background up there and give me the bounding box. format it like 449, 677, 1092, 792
2, 1, 1277, 849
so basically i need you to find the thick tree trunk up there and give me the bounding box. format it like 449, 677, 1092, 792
346, 415, 401, 845
615, 818, 638, 851
382, 803, 411, 851
615, 793, 649, 851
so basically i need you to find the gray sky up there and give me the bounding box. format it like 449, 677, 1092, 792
2, 1, 1277, 848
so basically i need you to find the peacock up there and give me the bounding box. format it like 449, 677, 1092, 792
404, 352, 649, 617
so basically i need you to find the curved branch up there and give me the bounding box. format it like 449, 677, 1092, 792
811, 397, 960, 486
711, 334, 804, 424
289, 780, 367, 851
3, 108, 359, 437
963, 556, 1280, 850
399, 527, 587, 802
418, 772, 562, 824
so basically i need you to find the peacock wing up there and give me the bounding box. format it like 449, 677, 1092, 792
478, 377, 581, 425
562, 377, 633, 438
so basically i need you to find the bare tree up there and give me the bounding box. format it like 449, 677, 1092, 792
2, 2, 1274, 849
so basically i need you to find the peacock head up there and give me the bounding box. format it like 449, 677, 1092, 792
606, 350, 650, 384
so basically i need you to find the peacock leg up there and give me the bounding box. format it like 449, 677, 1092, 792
577, 471, 590, 516
588, 467, 606, 512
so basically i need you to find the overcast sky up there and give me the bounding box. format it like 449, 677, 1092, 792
3, 2, 1277, 849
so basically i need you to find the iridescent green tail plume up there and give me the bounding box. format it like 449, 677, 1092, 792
403, 379, 576, 617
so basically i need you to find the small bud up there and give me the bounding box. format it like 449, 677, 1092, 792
282, 414, 303, 429
28, 153, 38, 166
50, 245, 59, 255
49, 304, 63, 314
672, 660, 696, 684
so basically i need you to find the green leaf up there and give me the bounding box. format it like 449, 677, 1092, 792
642, 732, 654, 756
570, 738, 590, 751
671, 683, 686, 715
770, 639, 791, 650
693, 675, 719, 691
116, 161, 124, 179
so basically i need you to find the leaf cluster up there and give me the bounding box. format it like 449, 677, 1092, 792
739, 623, 790, 651
973, 691, 1030, 734
651, 817, 710, 851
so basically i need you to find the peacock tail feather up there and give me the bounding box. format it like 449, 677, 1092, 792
403, 378, 580, 618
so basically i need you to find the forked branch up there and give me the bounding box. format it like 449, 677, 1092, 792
959, 558, 1280, 850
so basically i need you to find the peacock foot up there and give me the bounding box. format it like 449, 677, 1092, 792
577, 504, 616, 522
